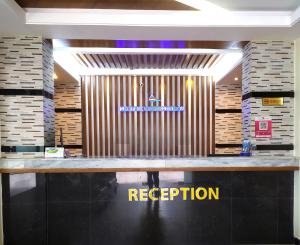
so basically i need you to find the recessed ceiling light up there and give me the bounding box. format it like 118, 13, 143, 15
53, 73, 58, 80
234, 77, 239, 81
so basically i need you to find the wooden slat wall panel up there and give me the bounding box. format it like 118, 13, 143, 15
77, 54, 222, 69
82, 75, 215, 157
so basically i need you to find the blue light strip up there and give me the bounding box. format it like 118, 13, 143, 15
120, 106, 184, 112
115, 40, 187, 48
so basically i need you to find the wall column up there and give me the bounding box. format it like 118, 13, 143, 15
294, 37, 300, 241
242, 41, 294, 156
0, 35, 55, 158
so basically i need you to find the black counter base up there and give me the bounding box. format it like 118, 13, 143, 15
2, 171, 295, 245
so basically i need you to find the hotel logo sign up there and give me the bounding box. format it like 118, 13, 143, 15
120, 94, 184, 112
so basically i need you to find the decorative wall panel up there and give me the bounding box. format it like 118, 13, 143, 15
82, 75, 215, 157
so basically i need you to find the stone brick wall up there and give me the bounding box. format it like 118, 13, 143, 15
55, 78, 81, 109
215, 83, 242, 155
216, 83, 242, 109
54, 64, 82, 157
43, 40, 55, 147
0, 35, 54, 158
242, 41, 294, 156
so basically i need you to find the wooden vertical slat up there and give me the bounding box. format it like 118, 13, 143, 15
177, 75, 181, 156
206, 76, 211, 156
91, 76, 96, 156
88, 76, 93, 157
81, 77, 87, 156
161, 76, 165, 156
200, 76, 204, 156
172, 76, 176, 156
204, 76, 208, 156
100, 76, 105, 156
117, 76, 121, 156
182, 76, 186, 156
95, 76, 100, 156
123, 76, 127, 155
211, 77, 216, 155
133, 76, 138, 156
112, 76, 116, 156
139, 76, 143, 156
145, 76, 149, 157
166, 76, 170, 156
150, 76, 154, 156
155, 75, 159, 156
193, 75, 197, 156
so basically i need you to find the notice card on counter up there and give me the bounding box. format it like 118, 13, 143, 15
45, 147, 64, 158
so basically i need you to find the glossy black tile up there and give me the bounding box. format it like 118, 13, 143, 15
232, 172, 278, 198
48, 173, 91, 203
186, 200, 231, 244
277, 171, 294, 198
232, 198, 278, 244
3, 203, 46, 245
278, 198, 294, 244
91, 172, 117, 202
48, 203, 90, 245
191, 172, 232, 198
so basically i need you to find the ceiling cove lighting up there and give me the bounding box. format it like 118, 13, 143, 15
175, 0, 227, 13
53, 43, 243, 82
53, 51, 81, 82
212, 53, 243, 82
55, 47, 241, 55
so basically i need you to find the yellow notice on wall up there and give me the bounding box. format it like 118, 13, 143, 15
262, 97, 284, 106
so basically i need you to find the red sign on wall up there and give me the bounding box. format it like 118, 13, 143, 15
255, 117, 272, 138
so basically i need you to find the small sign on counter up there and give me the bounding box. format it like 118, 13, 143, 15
45, 147, 64, 158
262, 97, 284, 106
255, 116, 272, 138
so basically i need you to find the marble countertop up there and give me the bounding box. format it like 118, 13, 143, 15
0, 157, 299, 173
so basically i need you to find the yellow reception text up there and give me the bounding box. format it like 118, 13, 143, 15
128, 187, 220, 201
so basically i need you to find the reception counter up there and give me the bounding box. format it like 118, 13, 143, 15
0, 156, 299, 173
1, 157, 299, 245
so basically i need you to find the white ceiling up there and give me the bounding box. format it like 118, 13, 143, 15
207, 0, 300, 11
0, 0, 300, 40
0, 0, 27, 34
